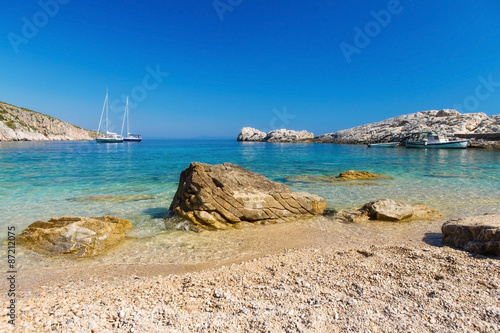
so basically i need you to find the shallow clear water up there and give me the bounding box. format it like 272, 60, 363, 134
1, 140, 499, 271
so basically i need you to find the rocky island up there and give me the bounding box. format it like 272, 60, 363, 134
238, 109, 500, 148
0, 100, 94, 141
237, 127, 314, 142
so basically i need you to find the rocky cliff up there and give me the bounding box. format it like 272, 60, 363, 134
237, 127, 314, 143
0, 100, 94, 141
315, 109, 500, 148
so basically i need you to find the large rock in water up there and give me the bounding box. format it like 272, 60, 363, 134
265, 129, 314, 142
237, 127, 267, 141
442, 214, 500, 256
236, 127, 314, 143
169, 162, 327, 229
341, 199, 441, 222
18, 216, 132, 257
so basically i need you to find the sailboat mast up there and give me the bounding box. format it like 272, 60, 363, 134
105, 90, 109, 135
97, 90, 108, 139
121, 96, 127, 137
126, 97, 130, 136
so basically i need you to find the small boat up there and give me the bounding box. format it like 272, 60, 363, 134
121, 96, 142, 142
367, 142, 399, 148
405, 132, 469, 149
96, 90, 123, 143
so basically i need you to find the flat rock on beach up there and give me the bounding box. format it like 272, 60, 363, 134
442, 214, 500, 256
18, 216, 132, 257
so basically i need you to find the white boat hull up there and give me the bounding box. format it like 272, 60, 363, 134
96, 138, 123, 143
367, 142, 399, 148
123, 137, 142, 142
405, 140, 469, 149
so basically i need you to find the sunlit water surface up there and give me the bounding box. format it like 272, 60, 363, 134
1, 140, 498, 272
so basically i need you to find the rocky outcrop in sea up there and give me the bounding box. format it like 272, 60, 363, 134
315, 109, 500, 148
169, 162, 327, 229
238, 109, 500, 148
0, 100, 94, 141
237, 127, 314, 142
237, 127, 267, 141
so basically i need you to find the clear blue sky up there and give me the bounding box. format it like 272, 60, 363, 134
1, 0, 500, 138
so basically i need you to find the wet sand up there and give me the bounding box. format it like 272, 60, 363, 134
3, 216, 499, 332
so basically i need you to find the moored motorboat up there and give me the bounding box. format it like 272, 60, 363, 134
405, 132, 469, 149
367, 142, 399, 148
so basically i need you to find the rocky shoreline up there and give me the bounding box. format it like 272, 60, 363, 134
238, 109, 500, 148
0, 101, 94, 141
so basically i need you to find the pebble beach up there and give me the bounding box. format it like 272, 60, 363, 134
3, 217, 499, 332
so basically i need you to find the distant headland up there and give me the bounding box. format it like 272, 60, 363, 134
0, 100, 94, 141
238, 109, 500, 148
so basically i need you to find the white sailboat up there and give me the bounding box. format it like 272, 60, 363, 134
121, 96, 142, 142
96, 90, 123, 143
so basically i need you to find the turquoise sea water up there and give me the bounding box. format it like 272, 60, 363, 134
1, 140, 499, 236
1, 140, 499, 271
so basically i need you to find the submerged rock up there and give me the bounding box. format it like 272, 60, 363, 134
18, 216, 132, 257
286, 171, 387, 183
335, 170, 385, 180
169, 162, 327, 229
70, 194, 156, 202
341, 199, 441, 222
442, 214, 500, 256
286, 175, 338, 183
